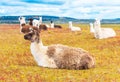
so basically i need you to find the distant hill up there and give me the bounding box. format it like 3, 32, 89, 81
0, 15, 120, 24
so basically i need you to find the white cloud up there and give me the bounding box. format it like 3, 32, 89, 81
0, 0, 120, 19
0, 9, 5, 13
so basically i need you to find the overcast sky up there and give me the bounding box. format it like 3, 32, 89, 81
0, 0, 120, 19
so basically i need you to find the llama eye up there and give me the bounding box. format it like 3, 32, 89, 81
29, 33, 33, 36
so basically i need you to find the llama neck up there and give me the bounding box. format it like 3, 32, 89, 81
94, 21, 101, 32
31, 40, 44, 49
69, 22, 72, 28
30, 39, 58, 68
30, 39, 45, 54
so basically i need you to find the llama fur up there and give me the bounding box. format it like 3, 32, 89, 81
24, 28, 95, 70
94, 19, 116, 39
50, 21, 62, 28
69, 21, 81, 31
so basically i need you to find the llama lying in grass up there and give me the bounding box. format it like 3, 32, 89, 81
19, 16, 38, 33
94, 19, 116, 39
69, 21, 81, 31
24, 28, 95, 70
50, 21, 62, 28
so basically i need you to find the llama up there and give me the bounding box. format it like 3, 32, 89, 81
39, 16, 42, 25
28, 18, 39, 27
39, 16, 50, 28
69, 21, 81, 31
29, 18, 33, 26
50, 21, 62, 28
33, 19, 39, 28
94, 19, 116, 39
18, 16, 38, 33
28, 17, 47, 30
24, 28, 95, 70
18, 16, 26, 25
18, 16, 26, 33
39, 17, 49, 30
89, 23, 95, 33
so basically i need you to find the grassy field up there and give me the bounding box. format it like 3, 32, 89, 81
0, 24, 120, 82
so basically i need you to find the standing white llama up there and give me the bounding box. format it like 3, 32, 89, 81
69, 21, 81, 31
94, 19, 116, 39
18, 16, 26, 33
24, 28, 95, 70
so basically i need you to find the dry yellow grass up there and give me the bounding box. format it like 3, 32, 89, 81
0, 24, 120, 82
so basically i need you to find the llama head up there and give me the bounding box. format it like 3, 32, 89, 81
24, 27, 40, 43
18, 16, 26, 25
29, 18, 33, 22
94, 18, 101, 32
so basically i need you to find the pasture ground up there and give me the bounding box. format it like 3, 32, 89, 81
0, 24, 120, 82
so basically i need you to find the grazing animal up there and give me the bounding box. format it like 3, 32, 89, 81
50, 21, 62, 28
18, 16, 38, 33
94, 19, 116, 39
24, 28, 95, 70
69, 21, 81, 31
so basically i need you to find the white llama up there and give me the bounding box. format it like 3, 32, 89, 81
69, 21, 81, 31
24, 28, 95, 70
32, 19, 39, 28
18, 16, 26, 25
50, 21, 54, 28
39, 17, 50, 28
89, 23, 95, 33
18, 16, 26, 33
39, 16, 42, 25
94, 19, 116, 39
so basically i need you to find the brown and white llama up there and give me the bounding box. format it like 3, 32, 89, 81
24, 28, 95, 70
